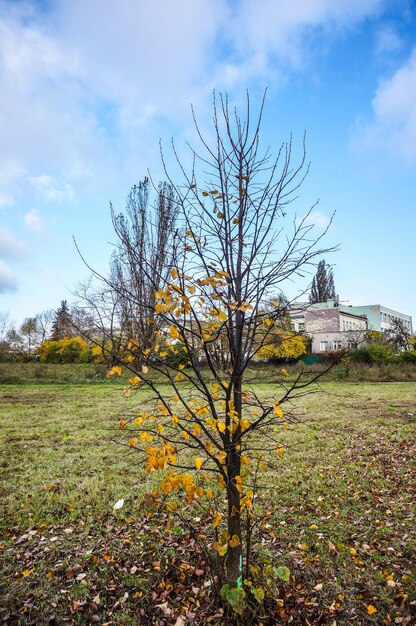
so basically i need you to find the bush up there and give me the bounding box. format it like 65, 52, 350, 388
349, 346, 371, 363
367, 343, 396, 363
398, 350, 416, 363
37, 337, 92, 364
349, 343, 397, 364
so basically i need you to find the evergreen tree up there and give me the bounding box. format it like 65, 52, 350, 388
51, 300, 74, 340
309, 260, 337, 303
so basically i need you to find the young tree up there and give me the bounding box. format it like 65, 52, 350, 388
309, 259, 337, 303
90, 93, 335, 596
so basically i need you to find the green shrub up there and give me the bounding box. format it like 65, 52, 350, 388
367, 343, 396, 363
349, 346, 371, 363
398, 350, 416, 363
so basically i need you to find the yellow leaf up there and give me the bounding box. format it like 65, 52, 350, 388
120, 420, 127, 430
213, 513, 223, 529
217, 421, 226, 433
171, 268, 178, 279
229, 534, 241, 548
108, 366, 122, 377
274, 404, 284, 418
240, 419, 250, 432
213, 541, 227, 556
128, 376, 141, 386
276, 447, 285, 458
280, 368, 290, 377
188, 285, 196, 295
217, 212, 224, 219
232, 217, 239, 224
194, 458, 203, 470
141, 365, 149, 374
367, 605, 377, 615
157, 424, 164, 435
128, 437, 138, 448
22, 569, 33, 577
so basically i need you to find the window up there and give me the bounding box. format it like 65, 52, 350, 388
298, 322, 304, 331
319, 341, 328, 351
332, 341, 342, 351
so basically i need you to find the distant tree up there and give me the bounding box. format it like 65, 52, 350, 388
7, 317, 40, 361
109, 178, 178, 361
76, 179, 178, 365
35, 309, 55, 342
0, 312, 12, 361
51, 300, 74, 340
309, 259, 337, 303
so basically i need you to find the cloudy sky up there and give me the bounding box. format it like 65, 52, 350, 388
1, 0, 416, 326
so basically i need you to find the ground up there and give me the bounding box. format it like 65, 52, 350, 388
0, 370, 415, 625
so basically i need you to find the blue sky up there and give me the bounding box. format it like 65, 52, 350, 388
1, 0, 416, 326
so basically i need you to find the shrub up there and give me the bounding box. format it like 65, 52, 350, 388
37, 337, 92, 364
349, 346, 371, 363
398, 350, 416, 363
367, 343, 396, 363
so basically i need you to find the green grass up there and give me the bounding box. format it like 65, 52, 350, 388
0, 379, 415, 624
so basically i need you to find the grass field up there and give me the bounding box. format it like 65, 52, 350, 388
0, 375, 415, 625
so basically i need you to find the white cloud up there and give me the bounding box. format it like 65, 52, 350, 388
0, 227, 29, 259
30, 175, 74, 201
303, 210, 331, 230
0, 194, 14, 207
359, 47, 416, 161
0, 0, 394, 204
227, 0, 386, 74
0, 259, 18, 293
374, 24, 403, 57
24, 209, 46, 234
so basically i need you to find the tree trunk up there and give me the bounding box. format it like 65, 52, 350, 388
226, 444, 243, 588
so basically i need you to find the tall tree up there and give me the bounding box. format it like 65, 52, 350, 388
309, 259, 337, 303
87, 93, 335, 597
51, 300, 74, 340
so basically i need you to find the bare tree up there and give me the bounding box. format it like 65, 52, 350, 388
0, 312, 12, 360
86, 93, 335, 598
384, 317, 412, 351
35, 309, 54, 342
7, 317, 40, 361
74, 276, 127, 366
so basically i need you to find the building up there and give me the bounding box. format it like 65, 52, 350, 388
291, 301, 367, 353
345, 304, 413, 335
289, 300, 413, 353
